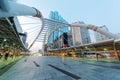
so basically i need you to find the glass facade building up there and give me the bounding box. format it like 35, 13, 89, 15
49, 11, 69, 43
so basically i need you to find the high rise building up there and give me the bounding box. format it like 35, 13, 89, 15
49, 11, 69, 43
71, 21, 91, 46
94, 25, 110, 42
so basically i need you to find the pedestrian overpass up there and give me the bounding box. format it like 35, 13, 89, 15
0, 0, 120, 56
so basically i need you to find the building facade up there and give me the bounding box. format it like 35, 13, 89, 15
52, 32, 68, 49
49, 11, 69, 43
71, 21, 91, 46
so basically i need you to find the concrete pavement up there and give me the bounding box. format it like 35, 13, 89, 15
0, 56, 120, 80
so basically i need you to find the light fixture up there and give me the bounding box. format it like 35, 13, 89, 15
104, 48, 107, 51
3, 38, 7, 42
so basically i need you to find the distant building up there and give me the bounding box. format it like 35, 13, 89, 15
71, 21, 91, 46
14, 17, 23, 33
25, 42, 29, 48
52, 32, 68, 49
38, 49, 42, 53
22, 32, 27, 44
94, 25, 110, 42
67, 30, 73, 46
14, 17, 27, 47
115, 33, 120, 39
49, 11, 69, 43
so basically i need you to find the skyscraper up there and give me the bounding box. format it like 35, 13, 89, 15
49, 11, 69, 43
71, 21, 91, 46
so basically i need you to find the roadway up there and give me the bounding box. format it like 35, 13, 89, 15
0, 56, 120, 80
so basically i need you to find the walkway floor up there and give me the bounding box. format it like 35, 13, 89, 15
0, 56, 120, 80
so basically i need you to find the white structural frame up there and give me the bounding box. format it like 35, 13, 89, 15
46, 21, 119, 47
0, 0, 44, 50
0, 0, 119, 51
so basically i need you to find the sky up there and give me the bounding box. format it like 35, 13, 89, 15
16, 0, 120, 52
17, 0, 120, 34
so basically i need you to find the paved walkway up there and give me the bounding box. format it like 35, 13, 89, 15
0, 56, 120, 80
83, 60, 120, 69
73, 57, 120, 69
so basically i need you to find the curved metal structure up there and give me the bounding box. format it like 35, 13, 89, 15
0, 0, 119, 52
70, 24, 118, 39
44, 20, 119, 47
28, 16, 44, 49
0, 0, 44, 50
0, 0, 41, 18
